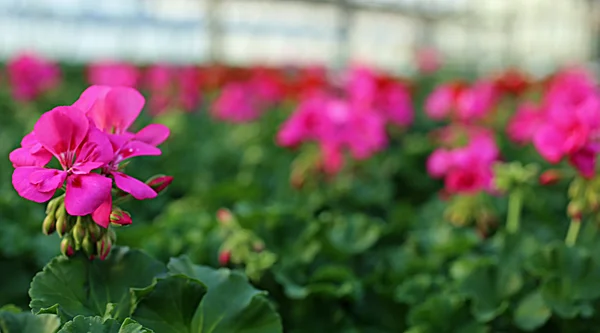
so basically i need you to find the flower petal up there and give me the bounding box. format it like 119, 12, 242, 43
117, 140, 161, 162
72, 126, 114, 174
104, 87, 145, 133
92, 196, 112, 228
533, 124, 567, 163
29, 168, 67, 192
134, 124, 170, 146
72, 85, 111, 114
65, 173, 113, 216
112, 172, 157, 200
12, 167, 60, 203
34, 106, 90, 159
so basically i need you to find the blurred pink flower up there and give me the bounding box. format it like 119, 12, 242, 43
425, 82, 463, 120
415, 47, 442, 74
211, 82, 262, 123
346, 65, 413, 127
427, 128, 498, 194
87, 61, 140, 87
144, 65, 201, 115
278, 95, 388, 175
7, 52, 60, 101
507, 103, 546, 144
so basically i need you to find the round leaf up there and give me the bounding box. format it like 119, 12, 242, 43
57, 316, 152, 333
514, 291, 551, 331
166, 256, 282, 333
29, 247, 166, 321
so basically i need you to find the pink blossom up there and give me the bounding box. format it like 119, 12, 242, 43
87, 61, 140, 87
427, 128, 498, 194
455, 80, 498, 122
72, 86, 171, 225
144, 65, 201, 115
11, 107, 113, 216
346, 65, 413, 127
7, 52, 60, 101
507, 103, 546, 144
211, 82, 262, 123
415, 47, 442, 74
278, 96, 388, 175
425, 83, 461, 120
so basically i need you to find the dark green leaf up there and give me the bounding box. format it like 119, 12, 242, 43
0, 310, 60, 333
29, 247, 166, 321
57, 316, 152, 333
167, 256, 282, 333
132, 275, 207, 333
513, 291, 551, 331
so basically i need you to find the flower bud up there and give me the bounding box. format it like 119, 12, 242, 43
145, 175, 174, 194
110, 208, 132, 225
219, 250, 231, 266
539, 170, 562, 186
42, 213, 56, 235
82, 234, 96, 258
88, 223, 104, 242
97, 235, 112, 260
56, 215, 69, 237
568, 201, 583, 221
216, 209, 233, 225
60, 236, 75, 257
72, 217, 87, 249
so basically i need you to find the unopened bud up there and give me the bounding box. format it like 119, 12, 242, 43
110, 208, 132, 225
88, 223, 104, 242
82, 234, 96, 257
60, 236, 75, 257
72, 217, 87, 248
253, 242, 265, 252
219, 250, 231, 266
97, 235, 112, 260
539, 170, 562, 186
42, 214, 56, 235
568, 201, 583, 221
145, 175, 174, 194
56, 215, 68, 237
216, 209, 233, 225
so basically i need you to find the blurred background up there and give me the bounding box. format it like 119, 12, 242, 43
0, 0, 597, 75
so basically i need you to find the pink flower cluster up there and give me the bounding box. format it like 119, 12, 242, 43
144, 65, 202, 115
425, 80, 498, 123
88, 61, 140, 88
211, 67, 286, 123
277, 65, 413, 174
6, 53, 60, 101
508, 67, 600, 178
427, 127, 499, 194
10, 85, 170, 227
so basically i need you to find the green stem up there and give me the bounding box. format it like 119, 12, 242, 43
565, 219, 582, 247
506, 190, 523, 234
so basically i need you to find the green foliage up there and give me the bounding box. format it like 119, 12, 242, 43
4, 67, 600, 332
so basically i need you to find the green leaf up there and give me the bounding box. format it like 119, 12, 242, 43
164, 256, 283, 333
514, 291, 551, 331
29, 247, 166, 321
132, 275, 207, 333
326, 213, 382, 254
0, 310, 60, 333
57, 316, 153, 333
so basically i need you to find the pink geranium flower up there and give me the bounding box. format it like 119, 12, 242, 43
87, 61, 140, 87
507, 103, 547, 144
143, 65, 201, 115
7, 52, 60, 101
427, 128, 499, 194
71, 85, 171, 225
211, 82, 262, 123
11, 107, 113, 216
